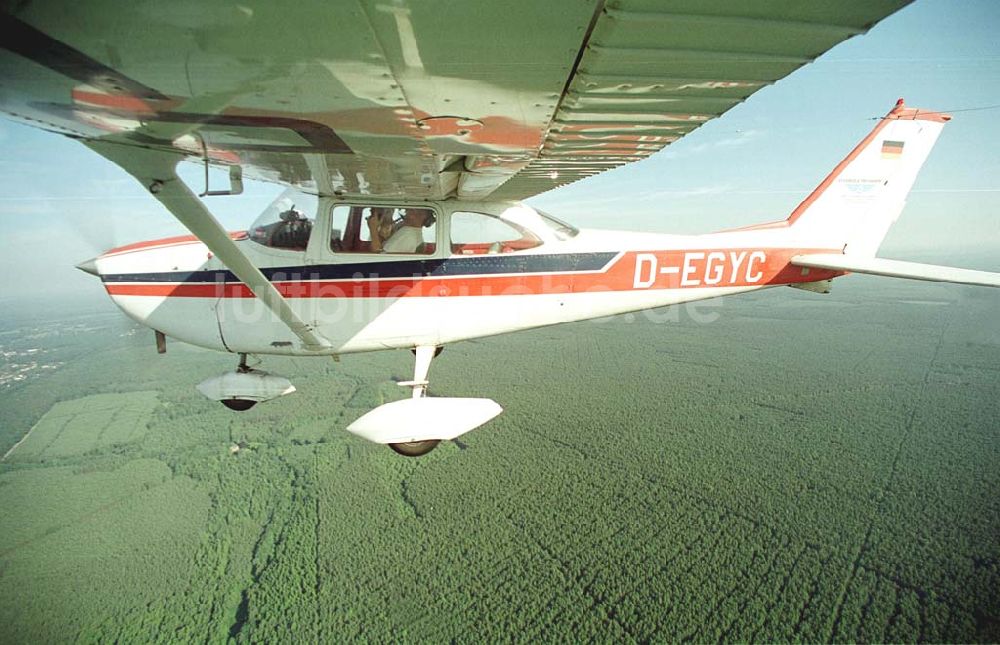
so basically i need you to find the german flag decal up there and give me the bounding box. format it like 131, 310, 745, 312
881, 139, 904, 159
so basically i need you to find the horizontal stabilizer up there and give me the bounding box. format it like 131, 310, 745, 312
792, 254, 1000, 288
347, 397, 503, 445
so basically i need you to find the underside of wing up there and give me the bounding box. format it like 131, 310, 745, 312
0, 0, 910, 200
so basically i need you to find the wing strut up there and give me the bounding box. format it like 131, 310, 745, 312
86, 141, 332, 351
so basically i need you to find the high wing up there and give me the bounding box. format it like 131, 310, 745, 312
1, 0, 911, 201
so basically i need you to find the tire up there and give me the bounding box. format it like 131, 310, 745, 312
221, 398, 257, 411
410, 346, 444, 358
388, 440, 440, 457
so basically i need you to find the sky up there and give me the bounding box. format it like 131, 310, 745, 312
0, 0, 998, 303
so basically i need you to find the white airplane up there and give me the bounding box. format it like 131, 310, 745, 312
2, 2, 998, 456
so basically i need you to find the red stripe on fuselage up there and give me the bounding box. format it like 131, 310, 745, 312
104, 248, 842, 298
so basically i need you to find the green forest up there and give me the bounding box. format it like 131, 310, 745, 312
0, 278, 997, 643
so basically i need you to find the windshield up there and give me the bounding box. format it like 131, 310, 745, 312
498, 205, 579, 241
247, 189, 318, 251
534, 208, 580, 240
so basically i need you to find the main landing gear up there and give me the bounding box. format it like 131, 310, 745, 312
202, 347, 497, 458
388, 345, 442, 457
345, 345, 503, 456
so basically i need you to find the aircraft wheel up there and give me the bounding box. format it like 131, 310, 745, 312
221, 398, 257, 411
388, 440, 440, 457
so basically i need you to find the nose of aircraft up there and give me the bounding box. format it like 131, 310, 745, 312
75, 257, 100, 277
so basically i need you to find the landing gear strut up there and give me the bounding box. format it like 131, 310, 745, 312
388, 345, 440, 457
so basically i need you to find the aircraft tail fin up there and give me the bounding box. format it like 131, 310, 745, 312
786, 99, 950, 257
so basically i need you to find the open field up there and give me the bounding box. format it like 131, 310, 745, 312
0, 278, 997, 642
3, 392, 158, 462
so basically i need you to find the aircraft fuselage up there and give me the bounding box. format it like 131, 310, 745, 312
85, 200, 841, 356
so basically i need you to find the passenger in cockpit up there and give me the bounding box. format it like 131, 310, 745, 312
366, 208, 394, 248
368, 208, 432, 253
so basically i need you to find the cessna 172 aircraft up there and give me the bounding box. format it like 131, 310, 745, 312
2, 1, 998, 456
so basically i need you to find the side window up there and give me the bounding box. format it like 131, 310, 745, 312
330, 206, 436, 254
450, 211, 541, 255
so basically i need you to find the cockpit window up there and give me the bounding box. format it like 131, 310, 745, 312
248, 189, 317, 251
450, 211, 541, 255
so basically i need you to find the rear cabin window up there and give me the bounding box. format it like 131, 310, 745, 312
330, 206, 436, 255
449, 211, 542, 255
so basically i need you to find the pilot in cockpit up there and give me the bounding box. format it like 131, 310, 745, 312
367, 208, 433, 253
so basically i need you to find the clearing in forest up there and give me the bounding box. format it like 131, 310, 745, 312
3, 391, 158, 462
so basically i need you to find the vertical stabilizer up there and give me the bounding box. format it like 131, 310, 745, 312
786, 100, 950, 256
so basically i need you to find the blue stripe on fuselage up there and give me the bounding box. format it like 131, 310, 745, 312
101, 252, 618, 283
